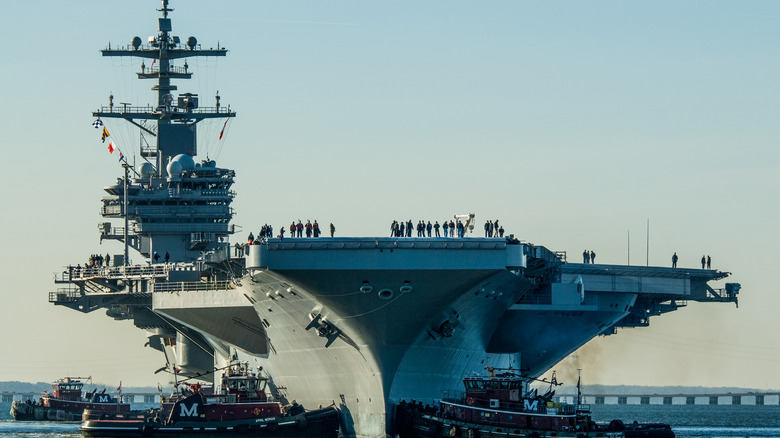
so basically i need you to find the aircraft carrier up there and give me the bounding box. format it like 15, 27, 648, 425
49, 2, 741, 437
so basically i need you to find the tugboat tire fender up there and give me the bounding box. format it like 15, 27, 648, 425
609, 419, 625, 431
466, 397, 475, 405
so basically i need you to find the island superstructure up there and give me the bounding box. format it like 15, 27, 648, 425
49, 2, 742, 438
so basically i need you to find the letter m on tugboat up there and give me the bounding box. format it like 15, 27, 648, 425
523, 399, 539, 411
180, 403, 198, 417
170, 394, 205, 421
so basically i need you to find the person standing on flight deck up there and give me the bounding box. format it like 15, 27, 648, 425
442, 221, 448, 237
590, 250, 595, 264
290, 221, 296, 238
672, 252, 678, 268
707, 255, 711, 269
583, 250, 589, 264
434, 221, 440, 237
330, 223, 335, 237
426, 221, 432, 237
296, 220, 303, 238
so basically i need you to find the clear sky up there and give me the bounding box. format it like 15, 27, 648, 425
0, 1, 778, 389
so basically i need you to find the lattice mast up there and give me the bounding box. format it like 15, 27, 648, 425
93, 0, 235, 175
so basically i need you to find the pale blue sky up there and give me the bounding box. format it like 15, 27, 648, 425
0, 1, 778, 388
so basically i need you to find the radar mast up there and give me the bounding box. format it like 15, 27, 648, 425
94, 0, 235, 175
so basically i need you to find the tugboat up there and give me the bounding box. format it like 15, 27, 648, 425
395, 368, 674, 438
10, 377, 129, 421
79, 361, 340, 437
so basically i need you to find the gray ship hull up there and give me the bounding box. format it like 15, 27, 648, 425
63, 237, 736, 438
233, 238, 662, 437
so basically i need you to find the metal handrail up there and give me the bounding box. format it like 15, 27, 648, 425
153, 280, 233, 293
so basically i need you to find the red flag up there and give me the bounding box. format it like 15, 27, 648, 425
107, 142, 114, 154
219, 117, 229, 140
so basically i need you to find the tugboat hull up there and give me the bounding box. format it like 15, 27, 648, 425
395, 403, 675, 438
80, 406, 341, 438
10, 402, 81, 421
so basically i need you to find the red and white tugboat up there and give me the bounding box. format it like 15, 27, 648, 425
80, 362, 340, 437
10, 377, 129, 421
395, 368, 674, 438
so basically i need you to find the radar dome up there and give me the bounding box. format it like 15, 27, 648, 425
166, 160, 183, 179
140, 162, 155, 178
132, 36, 142, 50
187, 36, 197, 50
171, 154, 195, 171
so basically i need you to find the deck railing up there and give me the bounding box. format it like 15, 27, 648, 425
152, 280, 234, 293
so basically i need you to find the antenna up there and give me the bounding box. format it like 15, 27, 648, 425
646, 218, 650, 266
577, 369, 582, 406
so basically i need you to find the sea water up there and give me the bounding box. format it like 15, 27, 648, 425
1, 402, 780, 437
0, 402, 154, 437
591, 404, 780, 437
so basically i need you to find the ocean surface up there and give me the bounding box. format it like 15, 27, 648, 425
1, 402, 780, 437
